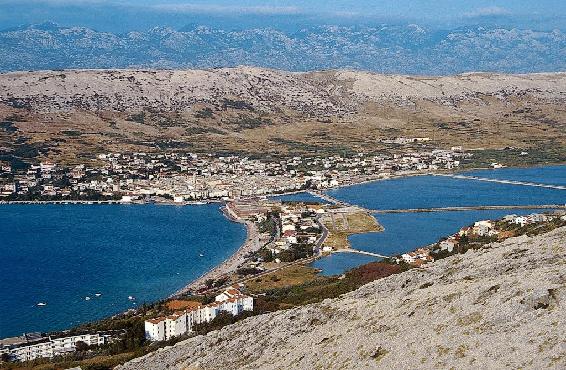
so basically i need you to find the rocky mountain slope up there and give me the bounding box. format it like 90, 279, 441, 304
0, 68, 564, 163
1, 68, 565, 113
118, 227, 566, 369
1, 23, 565, 74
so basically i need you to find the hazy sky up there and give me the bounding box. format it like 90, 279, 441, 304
1, 0, 564, 32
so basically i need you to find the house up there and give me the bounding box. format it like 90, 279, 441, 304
472, 220, 498, 237
439, 238, 458, 253
144, 317, 166, 342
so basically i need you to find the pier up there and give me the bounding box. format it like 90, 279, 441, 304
335, 248, 388, 259
369, 204, 566, 214
433, 173, 566, 190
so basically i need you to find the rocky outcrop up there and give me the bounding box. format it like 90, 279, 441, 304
118, 227, 566, 369
0, 68, 564, 114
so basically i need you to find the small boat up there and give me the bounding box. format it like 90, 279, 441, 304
95, 293, 102, 297
128, 296, 135, 301
37, 302, 47, 306
85, 296, 91, 301
199, 253, 204, 257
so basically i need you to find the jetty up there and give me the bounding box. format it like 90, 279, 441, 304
433, 173, 566, 190
335, 248, 388, 259
369, 204, 566, 214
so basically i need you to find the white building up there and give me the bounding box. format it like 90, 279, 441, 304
144, 287, 254, 342
1, 333, 110, 363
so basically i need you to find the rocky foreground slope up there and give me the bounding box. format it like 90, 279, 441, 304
118, 227, 566, 370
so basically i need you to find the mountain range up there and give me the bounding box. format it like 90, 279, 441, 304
1, 23, 565, 74
0, 68, 564, 165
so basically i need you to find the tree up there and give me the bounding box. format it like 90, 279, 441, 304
75, 340, 89, 352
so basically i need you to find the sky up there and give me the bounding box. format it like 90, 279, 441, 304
0, 0, 564, 32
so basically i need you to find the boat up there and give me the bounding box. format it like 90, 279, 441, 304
128, 295, 135, 301
199, 253, 204, 257
85, 296, 91, 301
37, 302, 47, 306
95, 293, 102, 297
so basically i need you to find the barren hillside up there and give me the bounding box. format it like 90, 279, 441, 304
0, 68, 565, 163
118, 227, 566, 370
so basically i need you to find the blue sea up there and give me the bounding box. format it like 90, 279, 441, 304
325, 173, 565, 211
0, 204, 246, 338
463, 165, 566, 187
314, 165, 565, 275
1, 166, 564, 337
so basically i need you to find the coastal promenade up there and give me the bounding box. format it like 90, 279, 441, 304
0, 200, 122, 205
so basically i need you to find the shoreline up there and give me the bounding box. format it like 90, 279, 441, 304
2, 163, 564, 339
172, 203, 262, 296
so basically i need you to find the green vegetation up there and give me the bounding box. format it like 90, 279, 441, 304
495, 217, 566, 237
0, 121, 18, 133
462, 146, 566, 169
185, 126, 224, 135
231, 115, 272, 130
222, 99, 254, 111
254, 262, 402, 309
126, 112, 145, 124
194, 108, 214, 119
61, 130, 83, 137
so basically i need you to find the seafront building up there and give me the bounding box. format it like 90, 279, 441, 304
144, 286, 254, 342
0, 332, 116, 362
0, 147, 469, 202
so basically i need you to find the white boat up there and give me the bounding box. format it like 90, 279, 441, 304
37, 302, 47, 306
199, 253, 204, 257
128, 295, 135, 301
95, 293, 102, 297
85, 296, 91, 301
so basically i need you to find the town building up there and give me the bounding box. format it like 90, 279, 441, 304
144, 286, 254, 342
0, 332, 115, 362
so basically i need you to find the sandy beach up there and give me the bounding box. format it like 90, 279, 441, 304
173, 204, 261, 296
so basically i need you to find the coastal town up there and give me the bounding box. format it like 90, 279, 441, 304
1, 199, 564, 364
1, 142, 564, 366
0, 143, 470, 202
392, 212, 566, 266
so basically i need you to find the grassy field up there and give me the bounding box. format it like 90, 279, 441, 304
245, 265, 322, 293
1, 88, 565, 166
322, 211, 382, 249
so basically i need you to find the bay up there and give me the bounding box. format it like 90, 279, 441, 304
314, 166, 565, 275
0, 204, 246, 338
